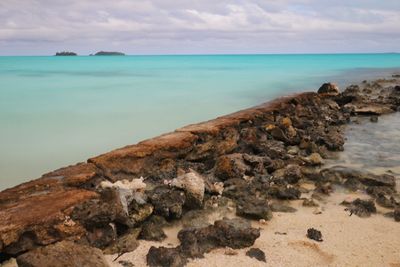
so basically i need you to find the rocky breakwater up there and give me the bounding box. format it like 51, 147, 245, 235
0, 77, 400, 266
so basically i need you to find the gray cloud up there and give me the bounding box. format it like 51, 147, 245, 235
0, 0, 399, 55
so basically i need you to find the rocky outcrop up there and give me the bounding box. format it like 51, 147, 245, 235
0, 77, 399, 263
146, 218, 260, 267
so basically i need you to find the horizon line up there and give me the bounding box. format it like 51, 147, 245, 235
0, 52, 399, 57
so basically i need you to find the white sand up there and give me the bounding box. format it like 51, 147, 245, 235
105, 191, 400, 267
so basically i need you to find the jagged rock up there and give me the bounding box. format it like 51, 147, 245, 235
318, 83, 340, 95
270, 202, 297, 213
303, 153, 324, 166
16, 241, 108, 267
307, 228, 323, 242
104, 228, 140, 255
246, 248, 266, 262
86, 223, 117, 248
370, 116, 379, 123
354, 105, 393, 115
321, 166, 396, 188
147, 246, 186, 267
236, 197, 273, 220
214, 153, 249, 180
343, 198, 377, 218
119, 260, 135, 267
395, 207, 400, 222
148, 186, 186, 220
171, 170, 205, 208
271, 187, 301, 200
178, 218, 260, 257
147, 218, 260, 267
139, 216, 167, 241
303, 198, 319, 207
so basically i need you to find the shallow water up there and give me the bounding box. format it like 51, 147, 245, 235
327, 113, 400, 191
1, 54, 400, 190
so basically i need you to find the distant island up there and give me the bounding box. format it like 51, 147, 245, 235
93, 51, 125, 56
55, 51, 77, 56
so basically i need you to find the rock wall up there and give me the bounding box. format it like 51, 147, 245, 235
1, 79, 399, 262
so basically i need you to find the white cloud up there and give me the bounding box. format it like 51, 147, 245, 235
0, 0, 399, 54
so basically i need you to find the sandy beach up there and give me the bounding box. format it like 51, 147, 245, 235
102, 189, 400, 267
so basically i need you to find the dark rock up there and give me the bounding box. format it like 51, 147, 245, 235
214, 154, 249, 180
394, 207, 400, 222
270, 202, 297, 213
148, 186, 186, 220
236, 197, 273, 220
344, 198, 377, 218
302, 198, 319, 207
103, 228, 140, 255
307, 228, 323, 242
273, 164, 302, 184
178, 218, 260, 257
272, 187, 301, 200
246, 248, 266, 262
86, 223, 117, 248
321, 166, 396, 188
119, 260, 135, 267
318, 83, 340, 95
370, 116, 379, 123
16, 241, 108, 267
139, 216, 167, 241
146, 218, 260, 266
376, 194, 396, 209
147, 246, 186, 267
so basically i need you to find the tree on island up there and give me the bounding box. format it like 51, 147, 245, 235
55, 51, 77, 56
94, 51, 125, 56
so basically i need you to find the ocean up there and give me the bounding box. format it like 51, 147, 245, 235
1, 53, 400, 190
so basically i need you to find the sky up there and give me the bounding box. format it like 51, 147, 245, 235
0, 0, 399, 55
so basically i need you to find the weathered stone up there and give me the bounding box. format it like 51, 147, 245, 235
147, 246, 186, 267
321, 166, 396, 188
16, 241, 108, 267
307, 228, 323, 242
214, 153, 249, 180
139, 216, 167, 241
236, 198, 273, 220
304, 153, 324, 166
171, 170, 205, 208
318, 83, 340, 95
270, 202, 297, 213
178, 218, 260, 257
246, 248, 266, 262
104, 228, 140, 255
394, 207, 400, 222
148, 186, 186, 220
271, 187, 301, 200
303, 198, 319, 207
343, 199, 377, 218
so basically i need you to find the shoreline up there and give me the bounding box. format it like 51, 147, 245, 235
1, 75, 400, 266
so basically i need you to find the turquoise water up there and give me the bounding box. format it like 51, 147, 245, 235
1, 54, 400, 190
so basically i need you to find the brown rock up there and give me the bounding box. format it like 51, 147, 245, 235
16, 241, 108, 267
318, 83, 340, 95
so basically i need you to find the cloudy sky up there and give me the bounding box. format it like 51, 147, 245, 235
0, 0, 399, 55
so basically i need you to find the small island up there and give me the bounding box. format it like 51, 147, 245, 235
55, 51, 77, 56
94, 51, 125, 56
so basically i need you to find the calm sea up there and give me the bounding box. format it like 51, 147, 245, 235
1, 54, 400, 190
